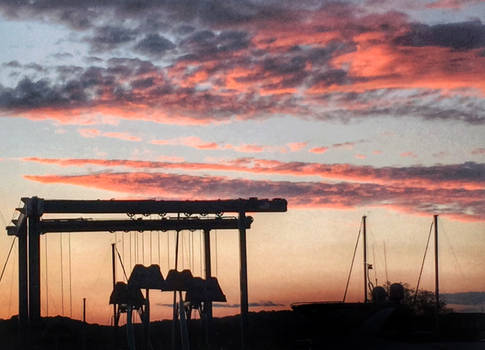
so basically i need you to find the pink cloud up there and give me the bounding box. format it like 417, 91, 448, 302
426, 0, 483, 9
309, 146, 329, 154
355, 154, 367, 159
151, 137, 282, 154
78, 128, 101, 138
287, 142, 307, 152
178, 137, 220, 150
471, 148, 485, 155
231, 144, 265, 153
78, 128, 141, 142
102, 132, 142, 142
1, 4, 484, 128
400, 151, 418, 158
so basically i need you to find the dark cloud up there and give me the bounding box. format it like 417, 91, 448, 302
134, 34, 176, 57
3, 60, 21, 68
131, 77, 155, 90
442, 292, 485, 305
178, 30, 250, 60
310, 89, 485, 125
156, 301, 285, 308
309, 69, 349, 87
174, 24, 196, 35
212, 301, 285, 308
0, 77, 88, 110
2, 61, 46, 72
395, 20, 485, 49
88, 25, 137, 51
56, 65, 84, 78
0, 0, 294, 31
51, 52, 74, 60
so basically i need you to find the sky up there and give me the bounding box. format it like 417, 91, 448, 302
0, 0, 484, 324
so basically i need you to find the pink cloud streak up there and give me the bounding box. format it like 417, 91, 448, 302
78, 128, 141, 142
23, 171, 485, 222
22, 157, 485, 190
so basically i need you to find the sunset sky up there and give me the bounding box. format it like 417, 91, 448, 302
0, 0, 484, 324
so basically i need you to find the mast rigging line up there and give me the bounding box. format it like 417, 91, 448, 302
158, 231, 161, 267
343, 218, 363, 303
69, 232, 73, 318
45, 234, 49, 316
115, 246, 129, 282
414, 221, 434, 304
441, 224, 467, 284
0, 236, 16, 284
60, 233, 64, 315
215, 229, 218, 276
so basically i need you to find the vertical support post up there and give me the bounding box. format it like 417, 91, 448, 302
111, 243, 117, 325
145, 288, 150, 350
203, 229, 212, 319
434, 214, 440, 310
238, 212, 248, 350
28, 197, 41, 324
83, 298, 86, 323
111, 243, 118, 350
363, 215, 368, 303
18, 222, 28, 325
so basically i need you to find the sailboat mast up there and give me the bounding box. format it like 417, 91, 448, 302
363, 216, 368, 303
434, 214, 440, 310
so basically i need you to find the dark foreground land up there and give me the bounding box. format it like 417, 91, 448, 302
0, 309, 484, 350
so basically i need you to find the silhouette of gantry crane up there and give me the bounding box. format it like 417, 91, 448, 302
6, 197, 287, 349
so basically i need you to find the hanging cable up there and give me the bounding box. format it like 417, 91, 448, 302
186, 231, 190, 270
175, 214, 180, 269
150, 231, 153, 263
128, 231, 133, 269
414, 221, 434, 304
134, 232, 138, 264
122, 232, 125, 270
180, 230, 185, 269
215, 229, 218, 276
343, 219, 363, 302
199, 230, 203, 276
69, 233, 73, 318
142, 231, 145, 265
60, 233, 64, 315
191, 231, 194, 271
167, 230, 170, 269
45, 234, 49, 316
0, 236, 16, 284
158, 231, 161, 266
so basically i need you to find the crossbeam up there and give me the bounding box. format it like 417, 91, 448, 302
37, 217, 252, 233
35, 197, 287, 215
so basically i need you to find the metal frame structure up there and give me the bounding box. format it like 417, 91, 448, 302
7, 196, 287, 349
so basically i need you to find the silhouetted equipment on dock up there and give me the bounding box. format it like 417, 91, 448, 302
6, 196, 287, 350
165, 269, 194, 291
129, 264, 166, 290
186, 277, 227, 305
